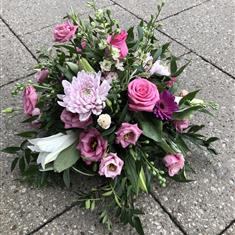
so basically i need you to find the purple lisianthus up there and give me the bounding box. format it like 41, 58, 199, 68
35, 69, 49, 83
153, 90, 179, 120
115, 123, 143, 148
77, 128, 108, 164
173, 119, 189, 132
58, 71, 111, 121
99, 153, 124, 179
60, 109, 92, 129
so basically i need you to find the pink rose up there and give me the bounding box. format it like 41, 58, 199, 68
23, 85, 38, 116
128, 78, 160, 112
107, 30, 128, 59
60, 109, 92, 129
116, 123, 142, 148
173, 120, 189, 132
77, 128, 108, 164
53, 21, 78, 42
163, 153, 185, 177
99, 152, 124, 179
35, 69, 49, 83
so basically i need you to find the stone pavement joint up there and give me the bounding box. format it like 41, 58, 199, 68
26, 203, 77, 235
218, 219, 235, 235
157, 0, 211, 23
0, 16, 38, 62
150, 192, 188, 235
110, 0, 235, 81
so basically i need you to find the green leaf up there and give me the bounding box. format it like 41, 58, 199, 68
188, 125, 205, 133
1, 146, 21, 154
54, 144, 79, 173
72, 165, 96, 176
138, 167, 148, 192
179, 90, 200, 106
16, 131, 37, 138
101, 125, 116, 137
132, 216, 145, 235
85, 199, 91, 209
1, 107, 14, 113
173, 60, 190, 77
66, 62, 79, 74
170, 57, 177, 74
63, 169, 70, 188
173, 105, 202, 120
136, 113, 162, 142
153, 47, 162, 61
11, 158, 19, 172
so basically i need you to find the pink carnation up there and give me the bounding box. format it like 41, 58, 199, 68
128, 78, 160, 112
163, 153, 185, 177
77, 128, 108, 164
53, 21, 78, 42
173, 119, 189, 132
99, 153, 124, 179
60, 109, 92, 129
116, 123, 142, 148
58, 71, 111, 122
23, 85, 38, 116
107, 30, 128, 59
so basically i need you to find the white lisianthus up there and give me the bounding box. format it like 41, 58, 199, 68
150, 60, 171, 76
28, 131, 77, 169
115, 61, 124, 71
174, 96, 205, 106
97, 114, 111, 129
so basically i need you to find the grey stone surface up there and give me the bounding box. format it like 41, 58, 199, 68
35, 194, 183, 235
152, 53, 235, 235
1, 0, 113, 36
21, 4, 188, 58
223, 223, 235, 235
113, 0, 206, 21
161, 0, 235, 76
0, 80, 79, 235
0, 21, 36, 86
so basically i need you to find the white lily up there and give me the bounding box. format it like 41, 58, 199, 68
150, 60, 171, 76
28, 131, 77, 169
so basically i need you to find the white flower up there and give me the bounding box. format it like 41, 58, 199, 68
28, 131, 77, 169
115, 61, 124, 71
100, 60, 112, 72
103, 72, 118, 84
97, 114, 111, 129
150, 60, 171, 76
174, 96, 204, 106
143, 53, 153, 71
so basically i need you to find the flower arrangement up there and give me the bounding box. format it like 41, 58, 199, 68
2, 2, 219, 234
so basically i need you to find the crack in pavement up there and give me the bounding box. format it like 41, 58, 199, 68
110, 0, 235, 80
150, 191, 188, 235
217, 219, 235, 235
0, 16, 38, 62
157, 0, 212, 22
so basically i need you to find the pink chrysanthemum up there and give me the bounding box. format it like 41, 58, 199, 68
58, 71, 111, 121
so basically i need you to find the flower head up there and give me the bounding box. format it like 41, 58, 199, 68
153, 90, 179, 120
173, 119, 189, 132
28, 131, 77, 169
128, 78, 160, 112
23, 85, 38, 116
107, 30, 128, 59
58, 71, 111, 121
60, 109, 92, 129
163, 153, 185, 176
99, 153, 124, 179
97, 114, 111, 129
150, 60, 170, 76
35, 69, 49, 83
53, 21, 78, 42
77, 128, 108, 164
116, 123, 142, 148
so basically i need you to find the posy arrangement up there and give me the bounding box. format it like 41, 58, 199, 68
2, 2, 219, 234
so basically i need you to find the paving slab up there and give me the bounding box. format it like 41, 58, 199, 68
160, 0, 235, 76
35, 194, 183, 235
223, 223, 235, 235
21, 4, 189, 59
152, 53, 235, 235
1, 0, 113, 36
0, 21, 36, 86
113, 0, 206, 21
